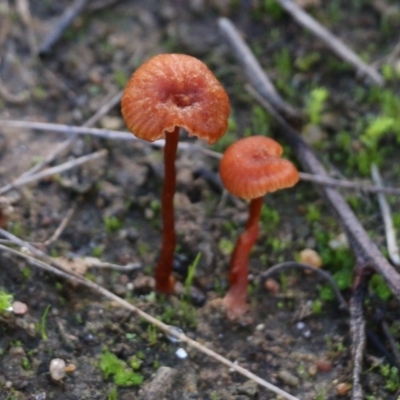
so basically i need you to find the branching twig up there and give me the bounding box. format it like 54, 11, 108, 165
275, 0, 384, 86
0, 149, 107, 195
0, 234, 299, 400
260, 261, 348, 311
218, 18, 301, 124
3, 120, 400, 195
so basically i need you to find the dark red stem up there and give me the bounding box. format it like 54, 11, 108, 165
155, 127, 179, 293
223, 196, 264, 318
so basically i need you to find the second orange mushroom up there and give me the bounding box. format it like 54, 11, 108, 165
219, 135, 299, 319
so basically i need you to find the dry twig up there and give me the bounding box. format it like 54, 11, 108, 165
0, 149, 107, 195
0, 231, 299, 400
2, 119, 400, 196
275, 0, 384, 86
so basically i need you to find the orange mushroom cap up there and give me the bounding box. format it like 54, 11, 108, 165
220, 136, 299, 200
121, 54, 230, 144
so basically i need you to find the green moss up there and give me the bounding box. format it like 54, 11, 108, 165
100, 350, 143, 387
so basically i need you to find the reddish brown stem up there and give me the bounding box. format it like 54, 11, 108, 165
223, 196, 264, 318
155, 127, 179, 293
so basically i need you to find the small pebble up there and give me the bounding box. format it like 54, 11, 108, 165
299, 248, 322, 268
99, 116, 123, 130
65, 363, 76, 373
336, 382, 351, 396
302, 330, 312, 338
316, 359, 332, 372
265, 278, 280, 293
308, 365, 317, 377
33, 393, 47, 400
49, 358, 66, 380
255, 324, 265, 331
277, 370, 299, 387
329, 233, 349, 250
296, 322, 306, 330
175, 348, 188, 359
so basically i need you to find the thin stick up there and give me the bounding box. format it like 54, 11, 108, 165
260, 261, 348, 311
87, 261, 141, 272
0, 240, 298, 400
275, 0, 383, 86
3, 119, 400, 196
371, 164, 400, 266
43, 202, 78, 246
0, 149, 107, 195
38, 0, 89, 55
299, 171, 400, 196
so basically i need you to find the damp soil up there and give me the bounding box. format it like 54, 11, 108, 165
1, 1, 400, 399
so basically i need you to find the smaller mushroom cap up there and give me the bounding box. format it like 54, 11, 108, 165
220, 136, 299, 200
121, 54, 230, 144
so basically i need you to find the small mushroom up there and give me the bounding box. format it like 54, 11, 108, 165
122, 54, 230, 293
219, 136, 299, 318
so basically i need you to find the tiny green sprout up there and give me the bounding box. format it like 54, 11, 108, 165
107, 387, 118, 400
92, 245, 104, 258
312, 299, 323, 315
125, 333, 137, 342
306, 87, 329, 125
333, 269, 353, 290
264, 0, 284, 19
380, 364, 400, 392
185, 252, 201, 297
114, 69, 129, 89
369, 274, 392, 301
305, 204, 321, 223
0, 290, 13, 313
40, 305, 51, 341
361, 116, 395, 149
129, 355, 142, 371
147, 324, 158, 345
218, 238, 234, 256
104, 216, 122, 233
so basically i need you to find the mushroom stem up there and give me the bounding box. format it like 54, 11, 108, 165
223, 196, 264, 318
155, 126, 179, 293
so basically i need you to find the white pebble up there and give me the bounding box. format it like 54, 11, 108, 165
49, 358, 66, 380
296, 322, 305, 330
12, 301, 28, 315
175, 348, 188, 359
